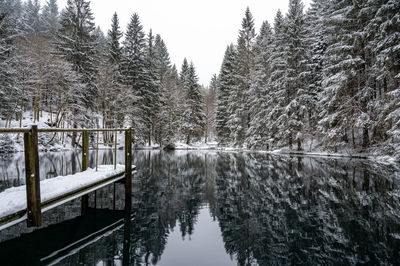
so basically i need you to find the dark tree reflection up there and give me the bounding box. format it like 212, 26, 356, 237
1, 151, 400, 265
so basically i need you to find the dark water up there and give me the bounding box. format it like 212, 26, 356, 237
1, 150, 400, 265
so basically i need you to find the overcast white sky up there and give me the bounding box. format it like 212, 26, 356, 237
42, 0, 311, 85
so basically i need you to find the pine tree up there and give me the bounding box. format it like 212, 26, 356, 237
319, 0, 369, 150
205, 74, 217, 142
277, 0, 310, 150
305, 0, 328, 141
41, 0, 59, 37
104, 12, 124, 127
154, 34, 173, 144
108, 12, 122, 64
121, 13, 148, 142
145, 29, 161, 145
54, 0, 98, 142
21, 0, 42, 36
228, 7, 256, 147
162, 65, 181, 143
181, 62, 206, 144
0, 1, 18, 121
216, 44, 236, 144
247, 21, 273, 149
265, 10, 286, 149
370, 0, 400, 147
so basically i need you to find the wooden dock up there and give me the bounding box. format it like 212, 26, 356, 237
0, 127, 135, 231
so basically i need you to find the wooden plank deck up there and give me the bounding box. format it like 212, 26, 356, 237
0, 166, 136, 231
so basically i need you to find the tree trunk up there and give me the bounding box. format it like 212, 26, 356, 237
362, 126, 369, 150
297, 137, 301, 151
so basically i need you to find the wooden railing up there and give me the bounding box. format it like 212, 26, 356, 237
0, 126, 133, 228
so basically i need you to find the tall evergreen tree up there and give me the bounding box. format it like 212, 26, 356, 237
181, 62, 206, 144
0, 1, 18, 120
153, 34, 173, 144
21, 0, 42, 36
370, 0, 400, 147
319, 0, 369, 150
305, 0, 328, 140
261, 10, 286, 149
41, 0, 59, 37
121, 13, 148, 142
247, 21, 273, 149
55, 0, 98, 137
277, 0, 310, 150
108, 12, 122, 64
216, 44, 236, 144
227, 7, 256, 147
145, 29, 161, 145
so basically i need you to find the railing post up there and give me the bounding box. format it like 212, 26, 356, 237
81, 131, 89, 215
24, 125, 42, 227
124, 128, 132, 214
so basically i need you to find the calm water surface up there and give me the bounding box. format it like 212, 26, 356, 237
0, 150, 400, 265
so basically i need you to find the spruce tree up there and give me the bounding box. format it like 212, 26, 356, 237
108, 12, 123, 64
55, 0, 98, 136
278, 0, 310, 150
319, 0, 369, 150
0, 1, 18, 120
216, 44, 236, 144
104, 12, 124, 127
121, 13, 148, 142
154, 34, 173, 144
145, 29, 161, 145
21, 0, 42, 36
247, 21, 273, 149
228, 7, 256, 147
181, 62, 206, 144
265, 10, 286, 148
370, 0, 400, 146
41, 0, 59, 37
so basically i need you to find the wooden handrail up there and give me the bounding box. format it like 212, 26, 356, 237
0, 128, 130, 134
0, 126, 134, 229
0, 128, 30, 133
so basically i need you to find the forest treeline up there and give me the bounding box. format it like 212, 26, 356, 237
1, 0, 399, 155
216, 0, 399, 154
0, 0, 210, 146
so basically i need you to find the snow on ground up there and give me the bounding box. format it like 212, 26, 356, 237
0, 164, 126, 218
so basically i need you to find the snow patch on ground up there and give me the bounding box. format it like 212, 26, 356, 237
0, 164, 126, 218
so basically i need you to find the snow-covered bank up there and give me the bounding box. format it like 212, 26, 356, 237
0, 165, 125, 218
137, 141, 399, 165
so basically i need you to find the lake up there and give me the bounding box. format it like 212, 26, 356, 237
0, 150, 400, 265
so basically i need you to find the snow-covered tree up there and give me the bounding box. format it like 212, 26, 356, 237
181, 62, 206, 144
204, 74, 217, 142
54, 0, 98, 146
0, 0, 19, 122
21, 0, 42, 36
228, 7, 256, 147
41, 0, 59, 37
278, 0, 310, 150
108, 12, 122, 64
121, 13, 148, 143
216, 44, 236, 145
265, 10, 287, 148
247, 21, 273, 149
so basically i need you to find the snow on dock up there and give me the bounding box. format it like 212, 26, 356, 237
0, 165, 126, 219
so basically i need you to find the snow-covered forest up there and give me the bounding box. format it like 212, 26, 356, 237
216, 0, 400, 156
0, 0, 399, 157
0, 0, 209, 148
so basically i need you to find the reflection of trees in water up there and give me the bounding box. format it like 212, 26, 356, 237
2, 151, 400, 265
214, 153, 400, 265
125, 151, 211, 265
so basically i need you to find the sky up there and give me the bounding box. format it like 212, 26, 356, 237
41, 0, 312, 86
